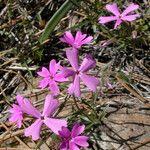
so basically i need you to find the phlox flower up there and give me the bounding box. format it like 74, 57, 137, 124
59, 123, 89, 150
9, 104, 23, 128
37, 59, 67, 95
61, 48, 99, 97
98, 3, 139, 29
16, 95, 67, 140
60, 31, 93, 49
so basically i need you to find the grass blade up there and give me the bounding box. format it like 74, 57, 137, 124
39, 0, 75, 43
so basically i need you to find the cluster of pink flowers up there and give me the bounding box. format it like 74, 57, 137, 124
9, 31, 97, 149
9, 2, 140, 149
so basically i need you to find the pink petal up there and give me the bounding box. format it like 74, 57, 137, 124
65, 31, 75, 43
114, 19, 122, 29
105, 3, 120, 16
68, 83, 74, 95
71, 123, 85, 138
60, 31, 75, 46
80, 74, 99, 92
99, 16, 118, 24
80, 36, 93, 45
74, 31, 82, 43
79, 55, 96, 72
16, 95, 41, 118
9, 104, 20, 113
59, 126, 71, 138
60, 141, 69, 150
74, 31, 85, 44
121, 3, 139, 16
49, 59, 60, 76
121, 14, 139, 21
59, 67, 75, 78
42, 94, 59, 117
73, 136, 89, 147
66, 48, 79, 71
60, 37, 66, 43
49, 81, 60, 95
9, 113, 23, 128
9, 105, 23, 125
38, 78, 49, 89
54, 73, 68, 82
24, 119, 43, 141
44, 117, 67, 135
37, 67, 50, 77
69, 141, 80, 150
68, 75, 80, 97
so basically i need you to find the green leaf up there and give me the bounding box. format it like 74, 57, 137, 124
39, 0, 75, 43
117, 71, 131, 84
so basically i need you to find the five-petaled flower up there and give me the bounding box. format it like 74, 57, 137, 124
15, 95, 67, 140
59, 123, 89, 150
61, 48, 99, 97
98, 3, 139, 29
37, 59, 67, 95
60, 31, 93, 49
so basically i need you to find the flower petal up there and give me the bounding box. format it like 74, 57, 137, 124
99, 16, 118, 24
69, 141, 80, 150
60, 31, 74, 46
68, 75, 80, 97
59, 67, 75, 78
64, 31, 75, 44
42, 94, 59, 117
71, 123, 85, 138
66, 48, 79, 71
60, 141, 69, 150
37, 67, 50, 77
49, 59, 60, 76
74, 31, 83, 44
68, 83, 74, 95
106, 3, 120, 16
121, 14, 139, 21
59, 126, 71, 138
24, 119, 43, 141
73, 136, 89, 147
44, 117, 67, 135
38, 78, 49, 89
114, 19, 122, 29
121, 3, 139, 16
80, 36, 93, 45
80, 74, 99, 92
9, 104, 23, 128
16, 95, 41, 118
49, 81, 60, 95
54, 73, 68, 82
79, 54, 96, 72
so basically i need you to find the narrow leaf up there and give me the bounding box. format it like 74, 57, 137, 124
39, 0, 74, 43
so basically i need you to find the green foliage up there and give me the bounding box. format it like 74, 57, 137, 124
39, 0, 76, 43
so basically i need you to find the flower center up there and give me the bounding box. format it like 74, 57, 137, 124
76, 70, 80, 75
73, 42, 79, 48
40, 116, 45, 120
49, 75, 53, 80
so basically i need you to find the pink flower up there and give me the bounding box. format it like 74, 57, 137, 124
9, 104, 23, 128
37, 59, 67, 95
59, 123, 89, 150
98, 3, 139, 29
61, 48, 99, 97
16, 95, 67, 140
60, 31, 93, 49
